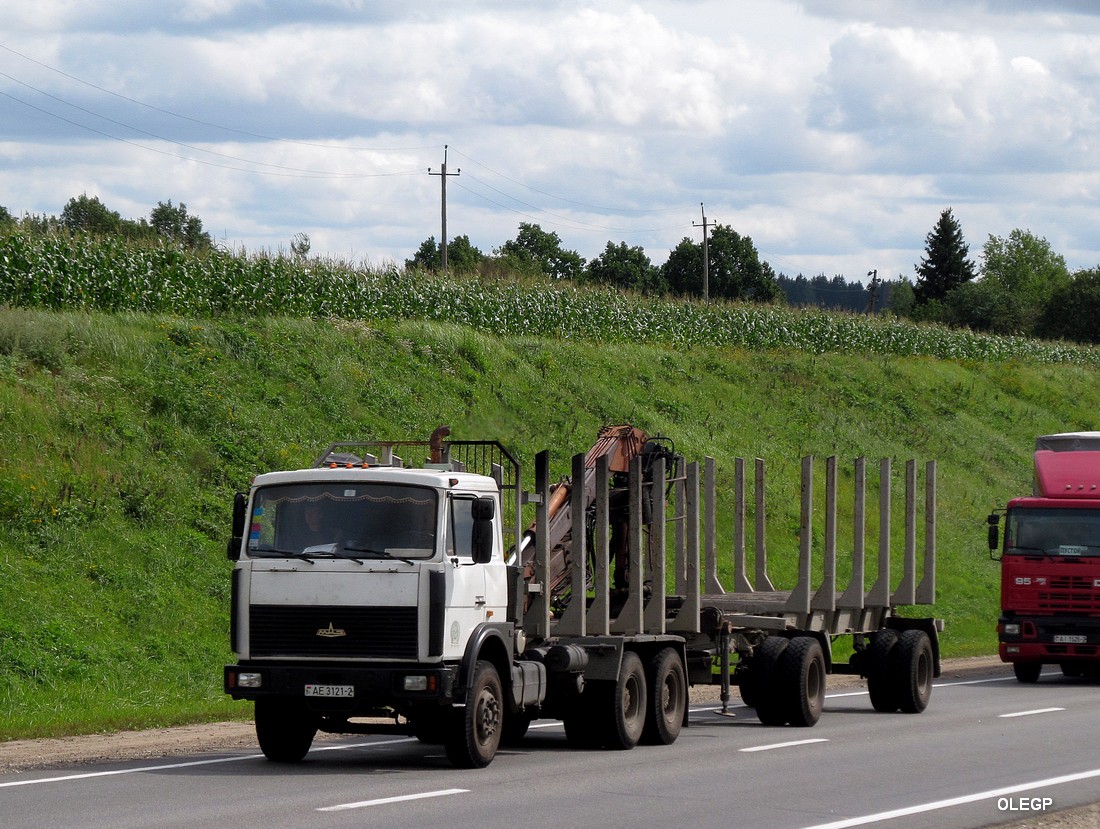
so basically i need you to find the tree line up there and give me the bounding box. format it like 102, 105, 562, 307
1, 194, 213, 251
4, 196, 1098, 345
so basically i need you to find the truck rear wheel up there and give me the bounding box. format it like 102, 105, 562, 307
445, 660, 503, 768
255, 697, 317, 763
892, 630, 933, 713
867, 629, 900, 713
642, 647, 687, 745
1013, 661, 1042, 684
779, 636, 826, 727
603, 650, 647, 750
752, 637, 790, 725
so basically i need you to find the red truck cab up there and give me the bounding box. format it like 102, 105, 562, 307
989, 434, 1100, 682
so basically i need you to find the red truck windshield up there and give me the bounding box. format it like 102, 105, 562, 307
1005, 507, 1100, 557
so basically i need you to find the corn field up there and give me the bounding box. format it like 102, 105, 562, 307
2, 228, 1097, 365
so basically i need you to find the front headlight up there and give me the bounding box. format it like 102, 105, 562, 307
1003, 623, 1021, 636
237, 672, 263, 688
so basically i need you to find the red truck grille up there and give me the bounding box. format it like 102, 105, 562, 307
1035, 575, 1100, 613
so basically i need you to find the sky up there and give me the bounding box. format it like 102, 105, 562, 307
3, 0, 1100, 283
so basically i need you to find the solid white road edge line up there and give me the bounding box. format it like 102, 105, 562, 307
798, 767, 1100, 829
0, 738, 416, 789
318, 788, 469, 811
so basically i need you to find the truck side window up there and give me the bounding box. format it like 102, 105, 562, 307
449, 497, 475, 561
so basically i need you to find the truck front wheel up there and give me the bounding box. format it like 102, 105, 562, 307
255, 697, 318, 763
1013, 661, 1042, 683
445, 660, 503, 768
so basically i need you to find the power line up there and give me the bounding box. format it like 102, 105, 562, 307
450, 147, 685, 215
0, 85, 421, 179
0, 40, 435, 153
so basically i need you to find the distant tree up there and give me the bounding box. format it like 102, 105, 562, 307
584, 241, 664, 293
661, 224, 781, 302
446, 235, 484, 273
405, 234, 484, 273
150, 200, 212, 249
777, 274, 816, 306
61, 194, 121, 236
884, 276, 916, 317
290, 232, 311, 259
914, 208, 975, 305
0, 204, 13, 227
496, 223, 584, 280
973, 228, 1069, 334
1034, 268, 1100, 344
406, 237, 441, 271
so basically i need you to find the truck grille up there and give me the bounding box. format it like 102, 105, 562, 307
1036, 575, 1100, 613
249, 605, 418, 659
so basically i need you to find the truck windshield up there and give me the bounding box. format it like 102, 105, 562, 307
1005, 507, 1100, 556
246, 482, 438, 560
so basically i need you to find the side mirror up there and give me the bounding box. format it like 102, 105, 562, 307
228, 492, 248, 561
472, 496, 496, 564
987, 513, 1001, 560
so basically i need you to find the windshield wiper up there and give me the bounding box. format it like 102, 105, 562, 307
341, 543, 414, 565
250, 548, 317, 564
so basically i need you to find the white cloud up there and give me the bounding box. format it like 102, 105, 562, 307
4, 0, 1100, 283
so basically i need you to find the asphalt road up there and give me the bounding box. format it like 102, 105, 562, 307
3, 665, 1099, 829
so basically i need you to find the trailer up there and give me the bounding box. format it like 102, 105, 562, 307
224, 426, 941, 767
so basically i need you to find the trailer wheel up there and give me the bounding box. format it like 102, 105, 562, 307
603, 650, 647, 750
752, 637, 790, 726
254, 697, 317, 763
445, 660, 503, 768
642, 647, 687, 745
891, 629, 934, 713
867, 629, 900, 713
778, 636, 826, 727
1013, 661, 1042, 684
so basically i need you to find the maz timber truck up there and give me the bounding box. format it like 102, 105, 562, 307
225, 426, 942, 768
988, 432, 1100, 682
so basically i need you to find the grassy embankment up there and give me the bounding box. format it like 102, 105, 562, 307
1, 229, 1098, 741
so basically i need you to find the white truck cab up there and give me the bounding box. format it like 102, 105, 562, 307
225, 437, 527, 767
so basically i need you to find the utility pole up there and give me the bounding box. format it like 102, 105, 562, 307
428, 145, 460, 272
693, 202, 714, 302
865, 269, 879, 314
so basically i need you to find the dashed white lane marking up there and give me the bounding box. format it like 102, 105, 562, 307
740, 738, 829, 752
318, 788, 469, 811
999, 707, 1065, 718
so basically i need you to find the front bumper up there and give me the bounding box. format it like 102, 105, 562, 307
224, 661, 457, 709
998, 615, 1100, 663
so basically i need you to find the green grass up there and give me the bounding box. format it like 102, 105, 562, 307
1, 232, 1099, 741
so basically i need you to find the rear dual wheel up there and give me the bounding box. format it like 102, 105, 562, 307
642, 647, 687, 745
752, 636, 826, 727
867, 629, 934, 713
